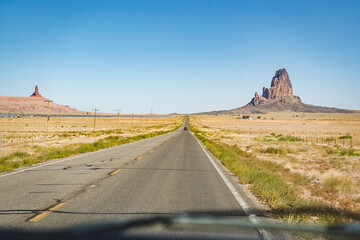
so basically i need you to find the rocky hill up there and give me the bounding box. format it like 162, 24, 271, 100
197, 69, 356, 115
0, 85, 84, 115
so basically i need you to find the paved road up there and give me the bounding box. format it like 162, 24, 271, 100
0, 121, 283, 239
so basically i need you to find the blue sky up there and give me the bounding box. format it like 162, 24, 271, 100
1, 0, 359, 114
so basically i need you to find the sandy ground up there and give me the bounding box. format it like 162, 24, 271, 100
0, 116, 183, 156
190, 112, 360, 214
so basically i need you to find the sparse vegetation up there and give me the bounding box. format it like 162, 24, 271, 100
339, 149, 360, 156
0, 116, 184, 172
189, 113, 360, 225
325, 137, 335, 142
258, 146, 294, 155
324, 175, 355, 195
191, 129, 358, 224
325, 148, 336, 155
264, 134, 302, 142
0, 127, 180, 173
339, 134, 352, 139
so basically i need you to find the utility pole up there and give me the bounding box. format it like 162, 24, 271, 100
147, 109, 153, 126
92, 108, 99, 132
116, 109, 121, 121
116, 109, 121, 130
44, 99, 52, 133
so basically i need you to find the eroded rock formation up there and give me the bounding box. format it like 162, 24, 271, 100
30, 85, 44, 98
0, 85, 84, 114
262, 69, 293, 99
248, 68, 301, 106
195, 68, 356, 114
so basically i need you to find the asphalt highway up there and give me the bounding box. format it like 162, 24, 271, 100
0, 121, 285, 239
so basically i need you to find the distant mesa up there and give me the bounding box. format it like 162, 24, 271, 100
197, 68, 356, 115
30, 85, 44, 98
0, 85, 84, 115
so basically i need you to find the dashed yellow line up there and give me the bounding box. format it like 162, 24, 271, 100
110, 168, 122, 175
136, 156, 142, 160
28, 202, 67, 222
149, 150, 153, 153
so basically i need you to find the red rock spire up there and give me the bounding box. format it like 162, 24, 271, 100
30, 85, 44, 98
247, 68, 301, 107
262, 69, 293, 99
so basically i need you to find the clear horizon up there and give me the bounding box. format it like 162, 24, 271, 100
1, 0, 360, 114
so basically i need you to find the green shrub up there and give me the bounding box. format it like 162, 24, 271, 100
339, 135, 351, 139
258, 147, 293, 155
339, 149, 360, 156
264, 134, 301, 142
325, 137, 335, 142
324, 175, 355, 195
325, 148, 336, 155
0, 152, 30, 163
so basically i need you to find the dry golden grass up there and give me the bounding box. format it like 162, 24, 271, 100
190, 112, 360, 223
0, 115, 182, 156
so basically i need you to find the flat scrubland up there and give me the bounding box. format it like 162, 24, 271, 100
189, 112, 360, 225
0, 115, 183, 172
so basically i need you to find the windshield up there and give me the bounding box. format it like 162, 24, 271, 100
0, 1, 359, 239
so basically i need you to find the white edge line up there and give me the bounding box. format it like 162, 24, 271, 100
191, 132, 273, 240
0, 131, 180, 179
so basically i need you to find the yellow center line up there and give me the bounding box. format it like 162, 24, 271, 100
149, 150, 153, 153
110, 168, 122, 175
136, 156, 142, 160
28, 202, 67, 222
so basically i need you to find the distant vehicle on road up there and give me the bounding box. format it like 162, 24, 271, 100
184, 127, 188, 131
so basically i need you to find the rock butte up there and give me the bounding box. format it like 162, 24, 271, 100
248, 68, 301, 107
30, 85, 44, 98
0, 85, 84, 114
197, 68, 356, 114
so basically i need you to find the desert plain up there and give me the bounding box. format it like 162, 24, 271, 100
0, 115, 183, 161
190, 112, 360, 223
1, 112, 360, 224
